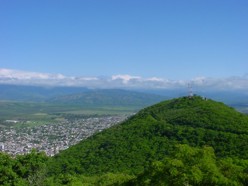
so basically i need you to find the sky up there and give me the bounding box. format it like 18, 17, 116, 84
0, 0, 248, 84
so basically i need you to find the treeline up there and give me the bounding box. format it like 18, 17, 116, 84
1, 144, 248, 185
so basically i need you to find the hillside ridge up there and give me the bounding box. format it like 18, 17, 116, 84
48, 95, 248, 177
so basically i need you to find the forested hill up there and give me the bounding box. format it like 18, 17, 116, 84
144, 96, 248, 134
48, 96, 248, 178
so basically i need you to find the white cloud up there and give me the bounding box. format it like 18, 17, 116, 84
0, 68, 248, 90
111, 74, 141, 84
146, 77, 164, 82
76, 77, 99, 81
191, 76, 206, 85
0, 68, 65, 80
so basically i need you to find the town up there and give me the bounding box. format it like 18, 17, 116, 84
0, 115, 128, 156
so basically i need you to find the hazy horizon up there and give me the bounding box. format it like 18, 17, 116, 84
1, 68, 248, 92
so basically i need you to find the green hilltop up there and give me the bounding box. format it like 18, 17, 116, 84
1, 96, 248, 185
46, 96, 248, 182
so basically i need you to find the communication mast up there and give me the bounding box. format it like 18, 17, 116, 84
188, 83, 193, 98
0, 143, 4, 151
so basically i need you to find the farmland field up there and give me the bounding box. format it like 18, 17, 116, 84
0, 100, 136, 127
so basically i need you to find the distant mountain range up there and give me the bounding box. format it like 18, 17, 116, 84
0, 84, 167, 111
48, 89, 166, 108
1, 84, 248, 110
0, 84, 89, 101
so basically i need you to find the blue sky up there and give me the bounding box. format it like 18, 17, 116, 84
0, 0, 248, 80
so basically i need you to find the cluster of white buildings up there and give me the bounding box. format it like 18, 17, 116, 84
0, 115, 127, 156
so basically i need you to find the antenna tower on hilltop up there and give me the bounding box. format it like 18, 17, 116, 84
188, 83, 193, 97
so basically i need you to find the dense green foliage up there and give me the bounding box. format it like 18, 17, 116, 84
128, 144, 248, 185
2, 96, 248, 185
1, 145, 248, 185
0, 149, 48, 185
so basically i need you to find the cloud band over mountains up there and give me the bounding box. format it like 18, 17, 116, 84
0, 68, 248, 90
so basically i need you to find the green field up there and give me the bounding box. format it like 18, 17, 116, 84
0, 100, 136, 127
